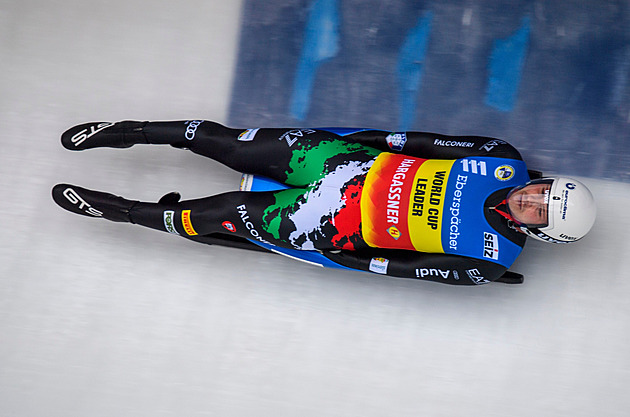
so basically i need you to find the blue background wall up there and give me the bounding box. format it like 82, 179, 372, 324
229, 0, 630, 181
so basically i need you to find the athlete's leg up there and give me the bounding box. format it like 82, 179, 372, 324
129, 184, 372, 251
53, 182, 305, 249
126, 190, 295, 247
145, 122, 325, 185
52, 181, 369, 251
52, 182, 322, 250
163, 122, 382, 188
61, 121, 381, 187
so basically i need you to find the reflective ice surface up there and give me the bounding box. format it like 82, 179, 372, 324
1, 1, 629, 416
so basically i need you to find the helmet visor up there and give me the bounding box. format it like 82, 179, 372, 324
506, 179, 553, 228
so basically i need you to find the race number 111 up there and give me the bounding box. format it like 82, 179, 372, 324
461, 159, 487, 176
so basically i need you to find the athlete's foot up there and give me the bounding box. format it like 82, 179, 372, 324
52, 183, 139, 222
61, 121, 149, 150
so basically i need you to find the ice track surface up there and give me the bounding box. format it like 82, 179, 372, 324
1, 1, 629, 416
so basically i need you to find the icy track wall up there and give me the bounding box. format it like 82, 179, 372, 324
229, 0, 630, 182
1, 1, 629, 417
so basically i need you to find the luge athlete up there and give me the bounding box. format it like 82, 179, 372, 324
52, 121, 596, 285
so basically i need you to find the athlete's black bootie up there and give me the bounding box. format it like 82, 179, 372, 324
52, 184, 138, 222
61, 121, 149, 150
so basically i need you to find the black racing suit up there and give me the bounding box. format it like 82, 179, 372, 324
96, 121, 534, 285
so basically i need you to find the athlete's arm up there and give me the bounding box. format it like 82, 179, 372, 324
323, 248, 508, 286
340, 130, 522, 160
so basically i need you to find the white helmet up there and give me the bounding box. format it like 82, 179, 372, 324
514, 177, 597, 243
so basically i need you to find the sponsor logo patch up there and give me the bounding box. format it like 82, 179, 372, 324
369, 257, 389, 274
494, 165, 515, 181
279, 129, 316, 147
561, 189, 570, 220
70, 122, 114, 147
185, 120, 204, 140
415, 268, 452, 279
238, 128, 259, 141
236, 204, 271, 244
181, 210, 197, 235
163, 210, 179, 235
386, 132, 407, 151
387, 225, 401, 240
239, 174, 254, 191
448, 174, 468, 250
479, 139, 506, 152
483, 232, 499, 260
62, 188, 103, 217
222, 221, 236, 232
433, 138, 474, 148
534, 232, 569, 244
467, 268, 489, 285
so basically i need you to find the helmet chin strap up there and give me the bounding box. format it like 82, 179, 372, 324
491, 198, 518, 223
491, 199, 528, 233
